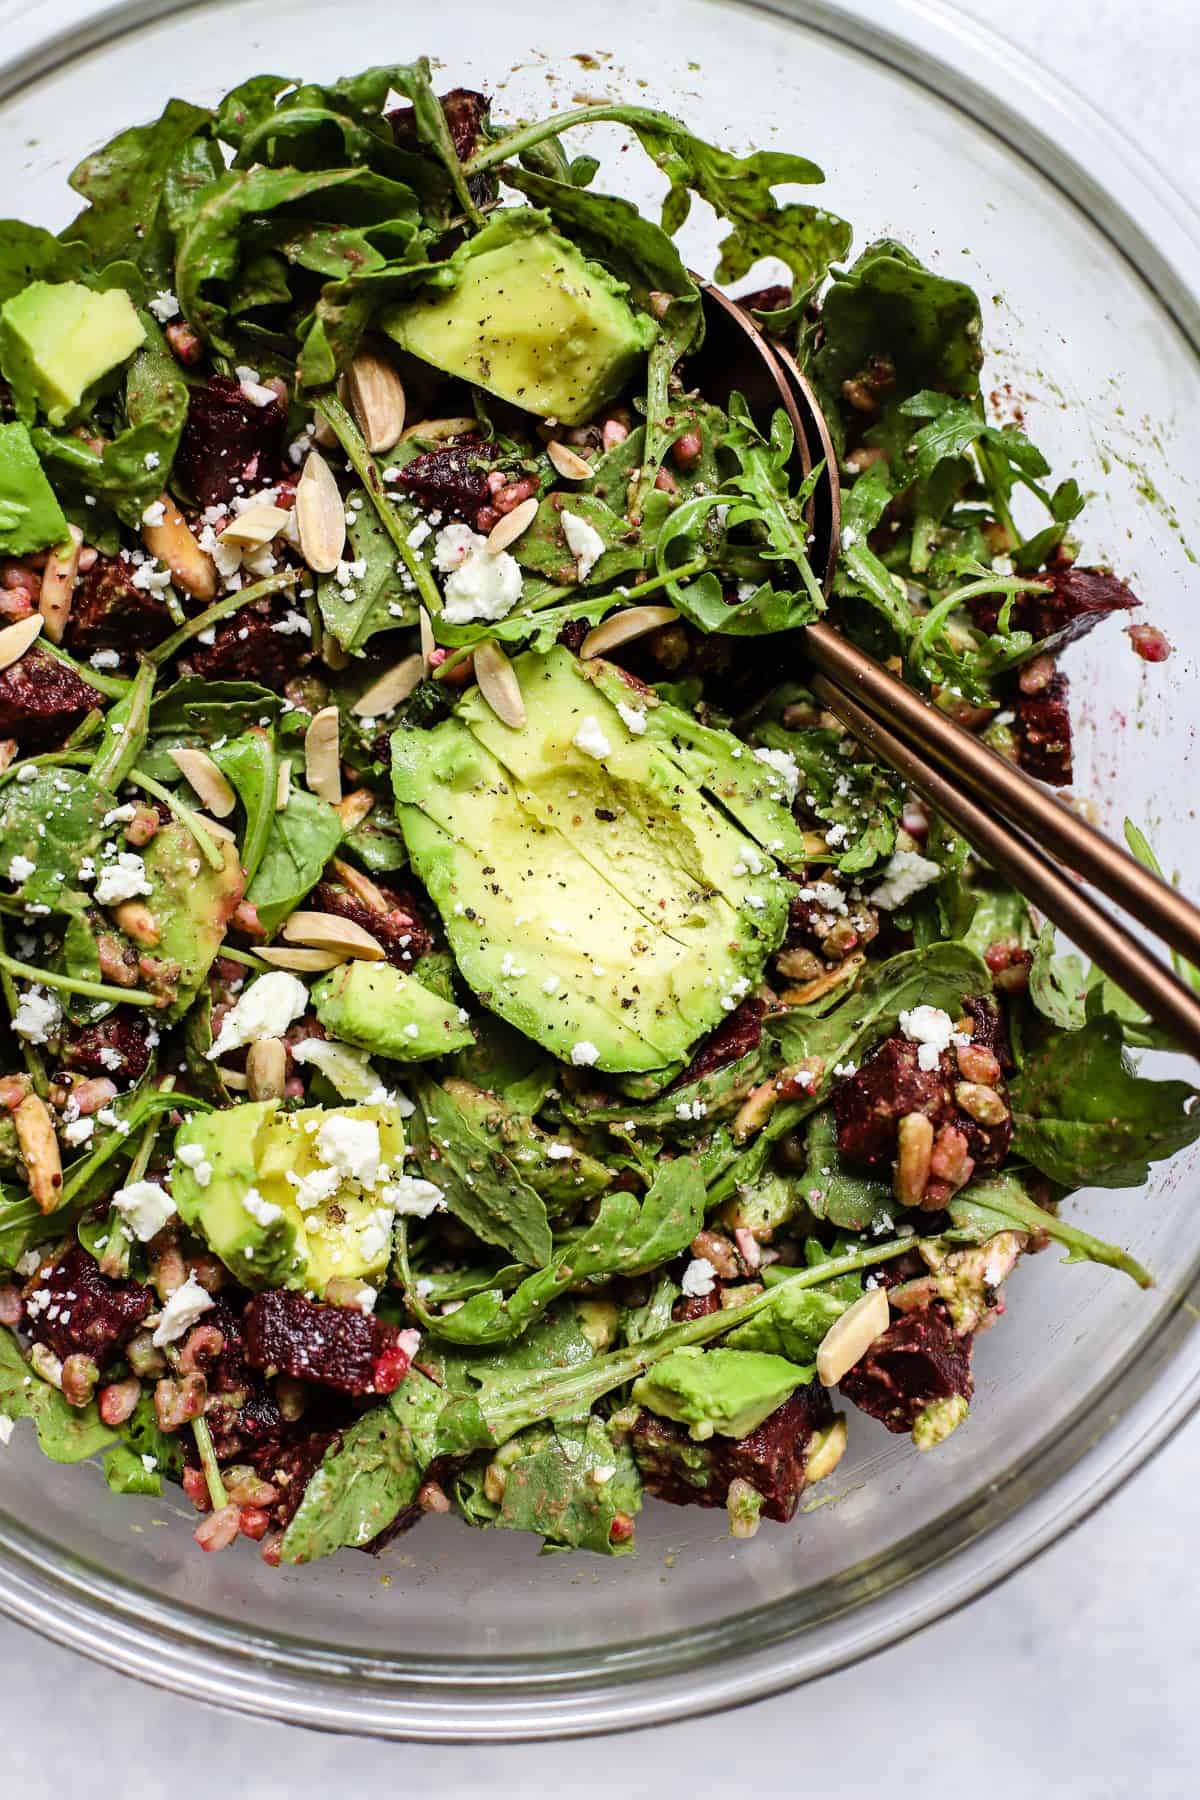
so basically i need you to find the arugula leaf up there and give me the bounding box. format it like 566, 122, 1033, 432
790, 1109, 897, 1232
1028, 923, 1089, 1031
149, 676, 284, 741
410, 1078, 553, 1268
211, 728, 277, 887
947, 1170, 1152, 1288
245, 786, 343, 934
768, 942, 991, 1070
1011, 1015, 1200, 1188
0, 222, 90, 304
0, 1327, 117, 1462
457, 1415, 641, 1554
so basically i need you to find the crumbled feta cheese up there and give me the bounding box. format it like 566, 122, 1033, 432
561, 510, 606, 580
207, 971, 308, 1059
871, 847, 942, 912
315, 1113, 381, 1189
406, 519, 432, 550
615, 700, 647, 736
384, 1174, 446, 1217
242, 1186, 283, 1227
572, 716, 611, 760
151, 1273, 214, 1346
287, 1166, 342, 1213
174, 1141, 213, 1188
143, 451, 160, 471
95, 852, 152, 907
112, 1180, 176, 1242
91, 650, 122, 671
402, 1022, 420, 1040
545, 1143, 575, 1161
6, 854, 35, 883
61, 1117, 96, 1148
570, 1040, 601, 1066
681, 1256, 717, 1297
675, 1099, 708, 1121
271, 610, 311, 636
433, 522, 484, 572
898, 1004, 967, 1072
433, 520, 524, 624
541, 975, 560, 996
824, 822, 850, 849
13, 986, 61, 1044
141, 1453, 158, 1472
148, 289, 180, 323
141, 500, 166, 528
753, 745, 800, 801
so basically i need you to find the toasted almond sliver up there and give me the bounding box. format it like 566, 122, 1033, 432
168, 746, 237, 818
217, 1066, 251, 1090
331, 856, 389, 914
275, 758, 292, 811
347, 350, 406, 454
351, 653, 424, 718
142, 496, 217, 601
295, 449, 346, 575
0, 613, 44, 673
246, 1037, 288, 1102
282, 910, 385, 961
218, 502, 289, 549
418, 605, 436, 672
14, 1093, 62, 1216
334, 787, 375, 832
485, 496, 539, 555
474, 639, 526, 729
304, 705, 342, 804
815, 1287, 891, 1388
38, 525, 84, 644
400, 415, 476, 444
546, 440, 593, 481
580, 604, 679, 660
193, 814, 237, 843
257, 946, 347, 973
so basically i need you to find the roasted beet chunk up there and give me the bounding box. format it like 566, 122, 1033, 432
969, 564, 1138, 650
24, 1243, 152, 1368
631, 1383, 834, 1523
312, 879, 433, 969
0, 648, 102, 744
59, 1011, 154, 1084
251, 1428, 343, 1531
671, 997, 765, 1089
392, 435, 499, 524
389, 86, 490, 162
833, 1036, 954, 1171
194, 1296, 285, 1461
839, 1301, 973, 1435
1013, 669, 1073, 784
733, 283, 793, 318
243, 1291, 416, 1397
64, 554, 172, 656
184, 602, 300, 685
176, 374, 287, 508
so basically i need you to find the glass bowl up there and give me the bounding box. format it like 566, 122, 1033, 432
1, 0, 1198, 1741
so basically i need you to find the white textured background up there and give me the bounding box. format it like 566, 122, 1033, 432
0, 1, 1197, 1793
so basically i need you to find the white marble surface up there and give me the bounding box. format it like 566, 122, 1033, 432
0, 0, 1197, 1792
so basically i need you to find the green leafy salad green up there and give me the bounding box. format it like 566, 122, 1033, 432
0, 63, 1186, 1566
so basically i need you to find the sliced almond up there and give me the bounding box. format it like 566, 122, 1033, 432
304, 705, 342, 804
257, 946, 347, 973
142, 496, 217, 601
474, 640, 525, 729
894, 1111, 935, 1206
330, 856, 388, 914
0, 613, 44, 672
804, 1416, 848, 1484
351, 653, 424, 718
546, 440, 593, 481
168, 747, 237, 819
112, 901, 160, 948
580, 605, 679, 659
282, 911, 385, 960
275, 758, 292, 811
38, 525, 84, 644
245, 1037, 287, 1103
816, 1287, 891, 1388
192, 814, 237, 842
334, 787, 374, 831
216, 1066, 251, 1090
418, 605, 436, 671
295, 450, 346, 575
347, 349, 406, 453
485, 496, 539, 555
400, 415, 476, 444
14, 1093, 62, 1215
218, 503, 289, 549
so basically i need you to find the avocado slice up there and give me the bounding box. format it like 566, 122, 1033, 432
141, 822, 246, 1020
381, 211, 655, 426
0, 281, 145, 424
391, 646, 788, 1075
171, 1101, 406, 1293
0, 421, 70, 555
631, 1346, 810, 1441
312, 960, 475, 1061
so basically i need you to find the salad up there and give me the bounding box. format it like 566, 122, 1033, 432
0, 61, 1190, 1566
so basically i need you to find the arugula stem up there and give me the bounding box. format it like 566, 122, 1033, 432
129, 769, 224, 872
0, 950, 158, 1009
91, 659, 155, 792
0, 751, 93, 791
39, 638, 130, 700
216, 944, 271, 972
99, 1078, 173, 1280
465, 103, 676, 179
313, 395, 444, 616
146, 571, 297, 667
191, 1414, 228, 1510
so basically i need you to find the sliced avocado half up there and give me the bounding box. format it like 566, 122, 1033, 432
312, 959, 474, 1061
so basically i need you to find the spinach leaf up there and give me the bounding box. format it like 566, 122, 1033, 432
63, 97, 212, 277
342, 800, 410, 874
1028, 923, 1089, 1032
149, 676, 284, 741
0, 1328, 117, 1463
0, 767, 114, 916
0, 222, 89, 304
316, 486, 414, 650
212, 728, 277, 887
947, 1170, 1152, 1288
410, 1078, 553, 1268
1011, 1015, 1200, 1188
792, 1109, 897, 1232
246, 786, 342, 934
457, 1415, 641, 1554
513, 492, 642, 590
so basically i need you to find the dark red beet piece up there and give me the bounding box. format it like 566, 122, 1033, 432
733, 283, 793, 317
833, 1031, 1011, 1176
388, 86, 490, 163
243, 1291, 415, 1397
24, 1243, 152, 1368
0, 649, 102, 745
1013, 669, 1073, 784
60, 1011, 154, 1084
969, 564, 1138, 650
312, 880, 433, 970
183, 603, 303, 686
671, 1283, 725, 1323
630, 1382, 834, 1522
670, 997, 765, 1090
839, 1301, 973, 1434
65, 555, 172, 657
176, 374, 287, 508
392, 436, 499, 524
251, 1428, 343, 1530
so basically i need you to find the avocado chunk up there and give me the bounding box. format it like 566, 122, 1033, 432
171, 1101, 406, 1293
312, 959, 474, 1061
0, 281, 145, 424
141, 821, 246, 1020
391, 645, 788, 1076
631, 1346, 811, 1442
0, 421, 70, 555
381, 212, 655, 426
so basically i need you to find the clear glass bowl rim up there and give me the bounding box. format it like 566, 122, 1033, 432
0, 0, 1198, 1742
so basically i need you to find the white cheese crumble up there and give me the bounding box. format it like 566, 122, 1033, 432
315, 1113, 381, 1189
141, 499, 166, 528
615, 700, 647, 736
675, 1099, 708, 1121
148, 290, 180, 322
112, 1179, 176, 1242
871, 847, 943, 912
561, 510, 606, 580
91, 650, 122, 670
13, 986, 61, 1044
570, 1040, 601, 1067
0, 1416, 13, 1446
242, 1186, 283, 1227
95, 852, 152, 907
207, 971, 308, 1059
753, 745, 800, 801
572, 716, 612, 760
383, 1174, 446, 1217
6, 854, 35, 883
151, 1273, 214, 1346
443, 543, 524, 624
680, 1256, 717, 1297
898, 1005, 968, 1072
61, 1117, 96, 1148
545, 1143, 575, 1161
175, 1142, 213, 1187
